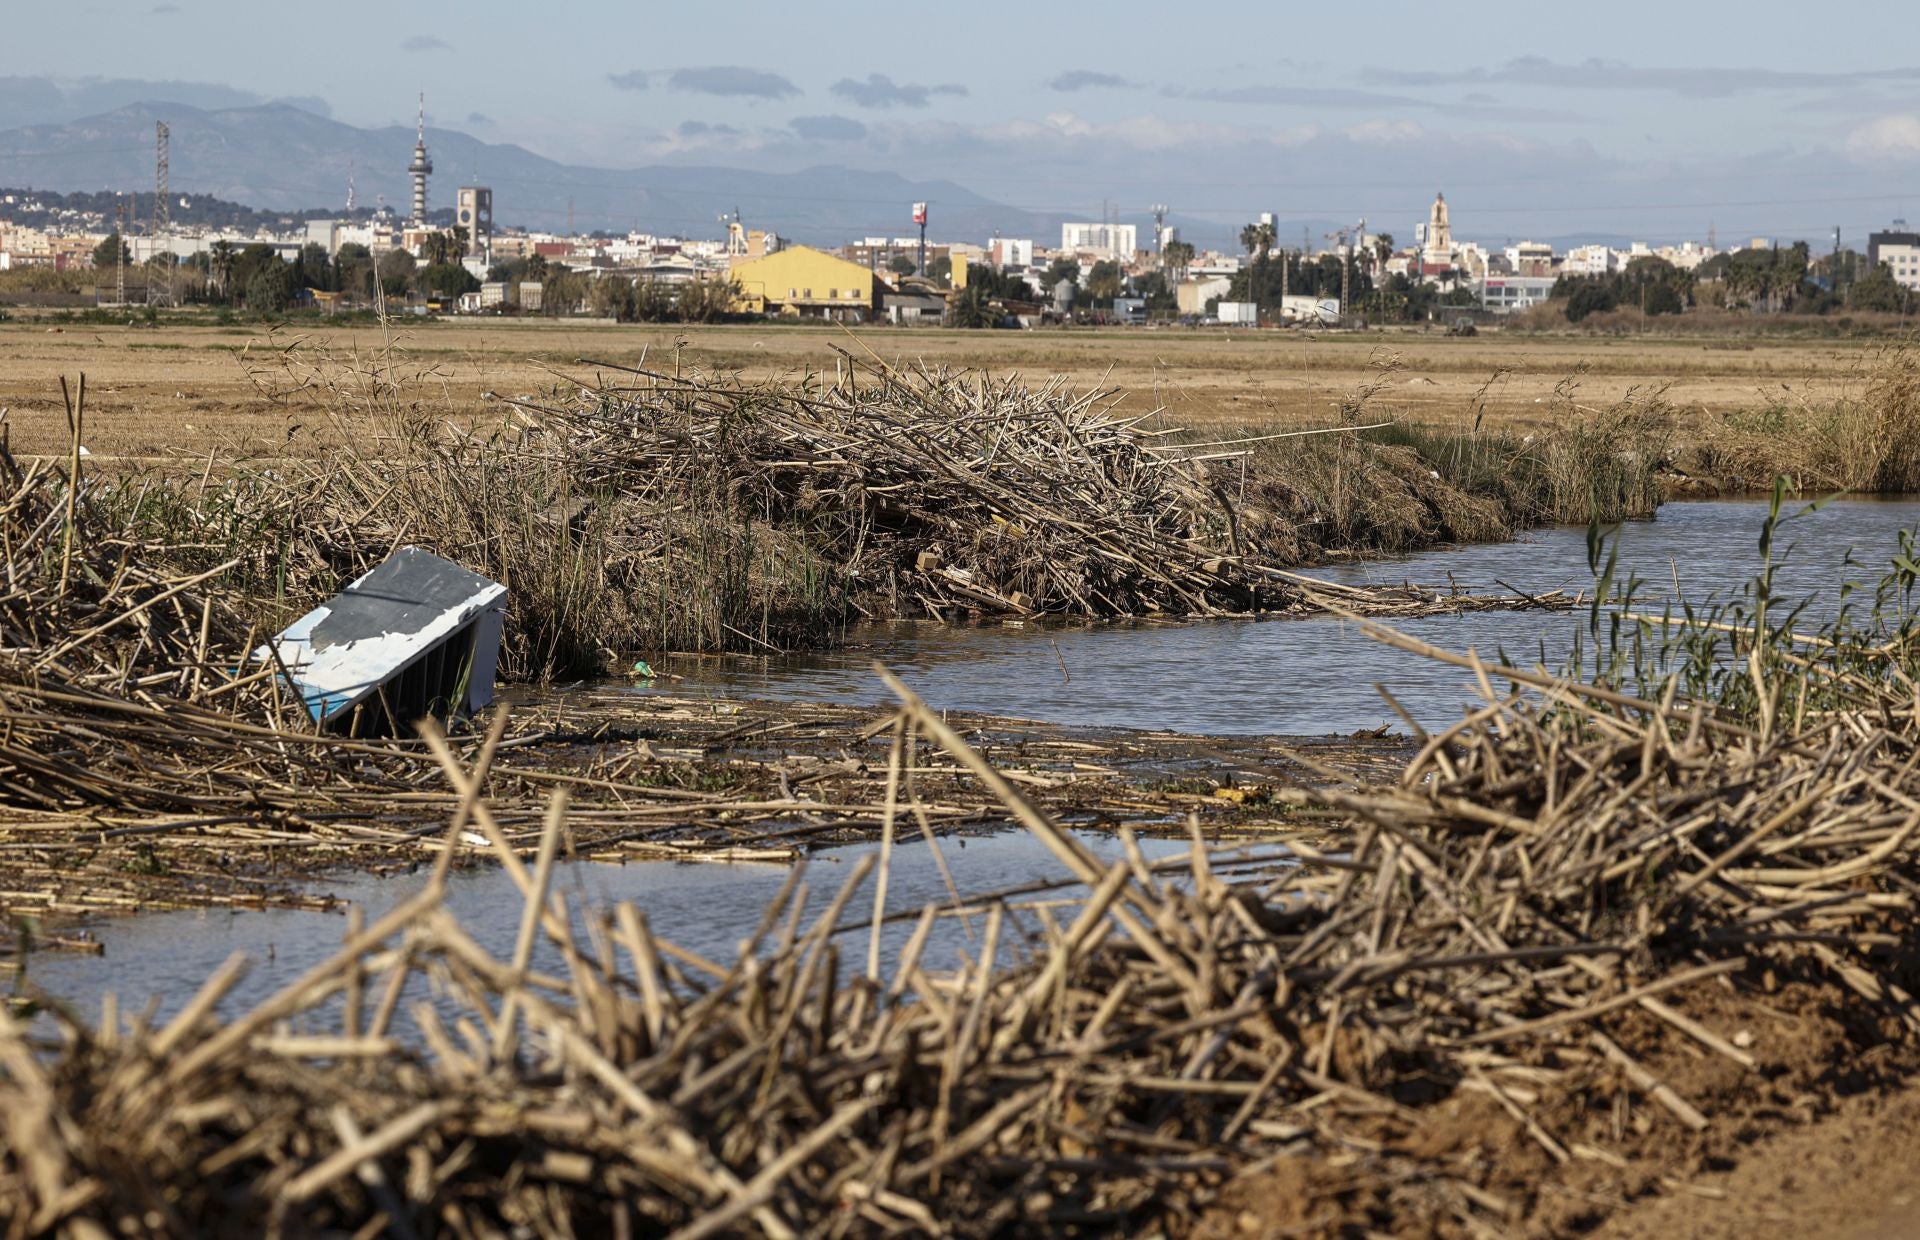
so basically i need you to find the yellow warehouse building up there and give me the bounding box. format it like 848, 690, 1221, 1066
728, 245, 893, 321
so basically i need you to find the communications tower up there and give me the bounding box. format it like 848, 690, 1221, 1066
407, 94, 433, 224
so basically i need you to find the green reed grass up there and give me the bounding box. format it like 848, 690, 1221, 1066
1568, 478, 1920, 736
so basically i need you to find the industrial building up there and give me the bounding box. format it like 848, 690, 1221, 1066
1176, 275, 1231, 316
727, 245, 890, 320
1477, 276, 1556, 314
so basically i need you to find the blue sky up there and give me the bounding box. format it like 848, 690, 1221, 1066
7, 0, 1920, 241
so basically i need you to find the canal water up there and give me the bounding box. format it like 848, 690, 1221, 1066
16, 496, 1920, 1025
18, 831, 1212, 1031
641, 497, 1920, 735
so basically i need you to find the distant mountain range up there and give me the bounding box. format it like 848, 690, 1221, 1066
0, 102, 1097, 246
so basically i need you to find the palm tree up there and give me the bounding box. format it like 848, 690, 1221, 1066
421, 230, 459, 266
1163, 239, 1196, 282
953, 285, 995, 328
208, 240, 235, 300
1238, 222, 1275, 260
1373, 233, 1394, 278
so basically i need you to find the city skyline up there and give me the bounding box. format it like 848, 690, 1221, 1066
3, 0, 1920, 241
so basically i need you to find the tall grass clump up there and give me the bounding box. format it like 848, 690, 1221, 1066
1685, 342, 1920, 493
1248, 372, 1669, 559
1568, 478, 1920, 736
1534, 386, 1670, 523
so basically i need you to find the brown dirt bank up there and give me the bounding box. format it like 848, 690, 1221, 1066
1196, 971, 1920, 1239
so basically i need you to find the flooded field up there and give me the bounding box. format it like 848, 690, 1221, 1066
647, 496, 1920, 735
23, 494, 1920, 1018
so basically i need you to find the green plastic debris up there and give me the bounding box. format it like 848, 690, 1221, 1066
633, 660, 656, 679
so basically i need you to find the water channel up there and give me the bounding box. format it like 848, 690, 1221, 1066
643, 496, 1920, 735
18, 496, 1920, 1022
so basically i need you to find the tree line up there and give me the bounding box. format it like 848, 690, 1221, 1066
1552, 247, 1917, 321
70, 230, 752, 321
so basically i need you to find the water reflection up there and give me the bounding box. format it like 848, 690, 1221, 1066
19, 831, 1211, 1032
640, 498, 1920, 735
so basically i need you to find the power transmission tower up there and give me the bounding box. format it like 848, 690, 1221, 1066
151, 121, 172, 306
1340, 236, 1351, 327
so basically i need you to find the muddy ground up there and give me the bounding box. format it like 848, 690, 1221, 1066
1199, 969, 1920, 1238
0, 686, 1405, 941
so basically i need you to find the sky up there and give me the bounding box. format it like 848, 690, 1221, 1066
6, 0, 1920, 243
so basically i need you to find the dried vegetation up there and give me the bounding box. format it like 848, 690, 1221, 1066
9, 612, 1920, 1234
99, 339, 1655, 680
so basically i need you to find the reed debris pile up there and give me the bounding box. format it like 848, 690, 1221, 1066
9, 648, 1920, 1234
127, 349, 1574, 676
0, 380, 338, 814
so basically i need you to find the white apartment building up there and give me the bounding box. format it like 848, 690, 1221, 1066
1562, 245, 1616, 276
1882, 242, 1920, 291
1870, 229, 1920, 292
989, 237, 1034, 269
1504, 241, 1554, 277
1060, 221, 1137, 258
1656, 241, 1716, 271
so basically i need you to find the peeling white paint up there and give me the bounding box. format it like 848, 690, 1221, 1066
257, 548, 507, 727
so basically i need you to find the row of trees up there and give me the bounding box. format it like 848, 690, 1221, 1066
586, 273, 737, 323
1554, 248, 1917, 320
74, 231, 752, 321
1552, 256, 1694, 321
89, 230, 485, 312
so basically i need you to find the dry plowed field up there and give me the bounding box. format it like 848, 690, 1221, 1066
0, 319, 1879, 460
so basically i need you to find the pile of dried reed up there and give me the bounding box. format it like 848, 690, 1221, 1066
528, 355, 1557, 625
122, 348, 1573, 677
0, 379, 334, 809
9, 638, 1920, 1235
1, 386, 1389, 916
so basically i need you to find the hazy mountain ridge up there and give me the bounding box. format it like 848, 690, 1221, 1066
0, 102, 1075, 245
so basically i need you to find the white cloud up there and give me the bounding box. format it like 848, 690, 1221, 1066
1848, 114, 1920, 160
984, 110, 1316, 152
1344, 119, 1424, 144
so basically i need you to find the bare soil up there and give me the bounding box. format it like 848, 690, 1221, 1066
1197, 972, 1920, 1239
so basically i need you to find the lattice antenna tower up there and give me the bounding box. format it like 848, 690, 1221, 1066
154, 122, 170, 236
115, 198, 128, 307
151, 121, 172, 306
346, 159, 356, 213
